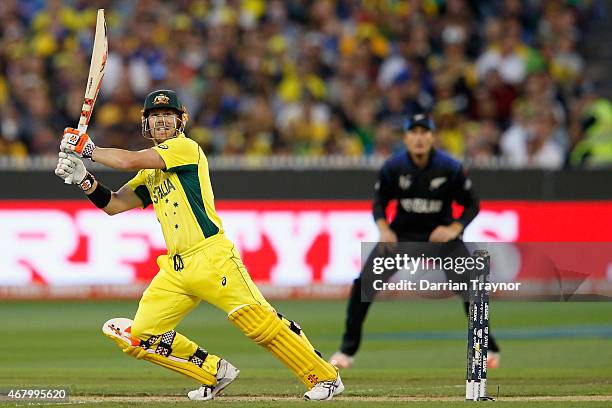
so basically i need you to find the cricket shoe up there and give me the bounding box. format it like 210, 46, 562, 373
329, 351, 354, 368
187, 359, 240, 401
487, 351, 500, 369
303, 373, 344, 401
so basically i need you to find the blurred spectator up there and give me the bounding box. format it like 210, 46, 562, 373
482, 69, 517, 128
500, 102, 529, 165
277, 92, 331, 155
550, 34, 584, 93
501, 107, 565, 169
351, 98, 377, 155
0, 0, 605, 169
476, 19, 527, 85
0, 105, 28, 158
464, 119, 500, 165
325, 112, 362, 156
434, 96, 464, 158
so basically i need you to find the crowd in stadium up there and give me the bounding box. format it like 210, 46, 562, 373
0, 0, 610, 168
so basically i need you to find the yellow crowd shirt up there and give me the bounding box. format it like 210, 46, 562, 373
126, 134, 223, 255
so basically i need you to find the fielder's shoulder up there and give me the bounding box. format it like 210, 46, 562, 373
432, 149, 462, 172
382, 150, 408, 172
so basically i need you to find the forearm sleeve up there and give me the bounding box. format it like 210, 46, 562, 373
372, 167, 392, 222
454, 167, 480, 227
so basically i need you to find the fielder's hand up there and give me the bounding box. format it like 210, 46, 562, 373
428, 223, 463, 242
55, 151, 87, 184
377, 225, 398, 255
60, 127, 96, 158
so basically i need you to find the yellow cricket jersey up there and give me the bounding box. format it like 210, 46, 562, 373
126, 134, 223, 255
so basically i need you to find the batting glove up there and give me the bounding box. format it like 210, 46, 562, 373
61, 127, 97, 158
55, 151, 89, 187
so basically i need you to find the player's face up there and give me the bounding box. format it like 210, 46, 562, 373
404, 126, 434, 155
147, 109, 181, 143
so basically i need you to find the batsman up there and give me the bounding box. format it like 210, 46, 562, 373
55, 90, 343, 401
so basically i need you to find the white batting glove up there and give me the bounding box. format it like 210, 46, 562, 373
55, 151, 87, 185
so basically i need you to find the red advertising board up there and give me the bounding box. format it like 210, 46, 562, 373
1, 200, 611, 298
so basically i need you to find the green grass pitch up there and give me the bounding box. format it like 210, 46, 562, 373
1, 299, 611, 407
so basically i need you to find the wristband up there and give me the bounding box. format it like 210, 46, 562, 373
79, 172, 95, 191
82, 144, 96, 159
86, 181, 112, 209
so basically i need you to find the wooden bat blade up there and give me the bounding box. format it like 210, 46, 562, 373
78, 9, 108, 133
65, 9, 107, 184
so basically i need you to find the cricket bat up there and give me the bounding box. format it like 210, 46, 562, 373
65, 9, 108, 184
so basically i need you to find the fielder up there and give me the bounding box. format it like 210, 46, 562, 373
329, 113, 501, 369
55, 89, 343, 401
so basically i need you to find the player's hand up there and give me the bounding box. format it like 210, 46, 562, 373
377, 227, 398, 255
429, 223, 462, 242
60, 127, 96, 158
379, 228, 398, 243
55, 151, 87, 184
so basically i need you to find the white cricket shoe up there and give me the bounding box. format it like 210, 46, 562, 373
303, 373, 344, 401
187, 384, 214, 401
187, 359, 240, 401
329, 351, 354, 368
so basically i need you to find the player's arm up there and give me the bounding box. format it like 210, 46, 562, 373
430, 166, 480, 242
429, 167, 479, 242
84, 180, 144, 215
372, 166, 397, 243
91, 147, 166, 171
452, 166, 480, 228
60, 127, 166, 171
55, 152, 146, 215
